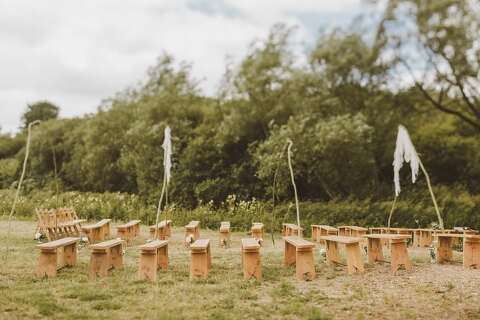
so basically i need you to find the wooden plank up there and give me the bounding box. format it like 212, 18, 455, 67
319, 235, 363, 244
90, 239, 123, 250
139, 240, 168, 251
242, 238, 260, 250
283, 236, 315, 249
37, 237, 79, 250
364, 234, 411, 240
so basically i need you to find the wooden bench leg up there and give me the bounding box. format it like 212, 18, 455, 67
138, 250, 158, 282
368, 238, 384, 264
390, 240, 412, 274
437, 237, 453, 264
243, 249, 261, 281
64, 243, 77, 267
36, 249, 57, 278
158, 246, 169, 271
89, 251, 109, 280
190, 251, 209, 279
296, 248, 315, 281
325, 240, 340, 266
284, 242, 296, 266
464, 238, 480, 269
111, 245, 124, 270
345, 243, 364, 274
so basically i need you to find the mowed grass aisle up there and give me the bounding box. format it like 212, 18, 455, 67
0, 219, 479, 320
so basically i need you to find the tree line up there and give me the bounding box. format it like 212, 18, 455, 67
0, 0, 479, 209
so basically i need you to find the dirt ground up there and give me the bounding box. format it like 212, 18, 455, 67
0, 219, 479, 320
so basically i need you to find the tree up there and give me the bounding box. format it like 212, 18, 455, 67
21, 101, 60, 129
378, 0, 480, 131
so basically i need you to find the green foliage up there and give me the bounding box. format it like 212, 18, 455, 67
21, 101, 60, 130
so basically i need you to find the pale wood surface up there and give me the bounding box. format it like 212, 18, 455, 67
319, 236, 363, 244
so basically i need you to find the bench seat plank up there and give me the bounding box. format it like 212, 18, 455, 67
284, 236, 315, 249
37, 237, 79, 250
90, 239, 123, 250
139, 240, 168, 251
364, 234, 411, 240
319, 236, 363, 244
242, 238, 261, 250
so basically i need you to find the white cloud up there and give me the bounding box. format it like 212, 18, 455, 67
0, 0, 362, 133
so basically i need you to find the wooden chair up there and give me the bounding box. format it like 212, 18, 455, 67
116, 220, 141, 244
365, 234, 412, 274
241, 238, 261, 281
36, 208, 85, 241
89, 239, 124, 280
319, 235, 364, 275
138, 240, 169, 282
283, 236, 316, 281
82, 219, 112, 243
36, 237, 80, 278
219, 222, 231, 248
311, 225, 338, 244
149, 220, 172, 240
251, 222, 264, 244
190, 239, 211, 279
185, 221, 200, 247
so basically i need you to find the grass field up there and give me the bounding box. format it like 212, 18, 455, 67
1, 219, 480, 320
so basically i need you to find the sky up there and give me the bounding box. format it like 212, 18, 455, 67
0, 0, 370, 133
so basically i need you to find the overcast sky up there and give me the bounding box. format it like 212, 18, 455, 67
0, 0, 368, 133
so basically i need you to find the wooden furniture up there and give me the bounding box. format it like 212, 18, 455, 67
413, 229, 435, 247
116, 220, 141, 244
435, 233, 480, 268
89, 239, 124, 280
283, 236, 315, 281
36, 208, 85, 241
219, 222, 231, 248
337, 226, 368, 237
185, 221, 200, 246
364, 234, 412, 274
81, 219, 112, 243
36, 237, 80, 278
282, 223, 303, 237
138, 240, 169, 282
149, 220, 172, 240
311, 225, 338, 244
241, 238, 261, 281
251, 222, 264, 244
190, 239, 211, 279
319, 236, 364, 275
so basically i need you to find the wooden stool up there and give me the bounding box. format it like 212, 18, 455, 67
185, 221, 200, 246
190, 239, 211, 279
320, 236, 364, 275
219, 222, 231, 248
241, 238, 261, 281
464, 235, 480, 269
116, 220, 141, 244
89, 239, 124, 280
283, 236, 316, 281
36, 237, 80, 278
138, 240, 168, 282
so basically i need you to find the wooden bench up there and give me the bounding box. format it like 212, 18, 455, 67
138, 240, 169, 282
337, 226, 368, 237
82, 219, 112, 243
311, 225, 338, 244
364, 234, 412, 274
149, 220, 172, 240
190, 239, 211, 279
36, 208, 86, 241
89, 239, 124, 280
435, 233, 480, 268
282, 223, 303, 237
117, 220, 141, 244
319, 236, 364, 275
242, 238, 261, 281
251, 222, 264, 244
283, 236, 316, 281
413, 229, 435, 247
36, 237, 80, 278
219, 222, 231, 248
185, 221, 200, 246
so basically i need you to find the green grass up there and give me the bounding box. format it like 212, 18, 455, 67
1, 219, 480, 319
